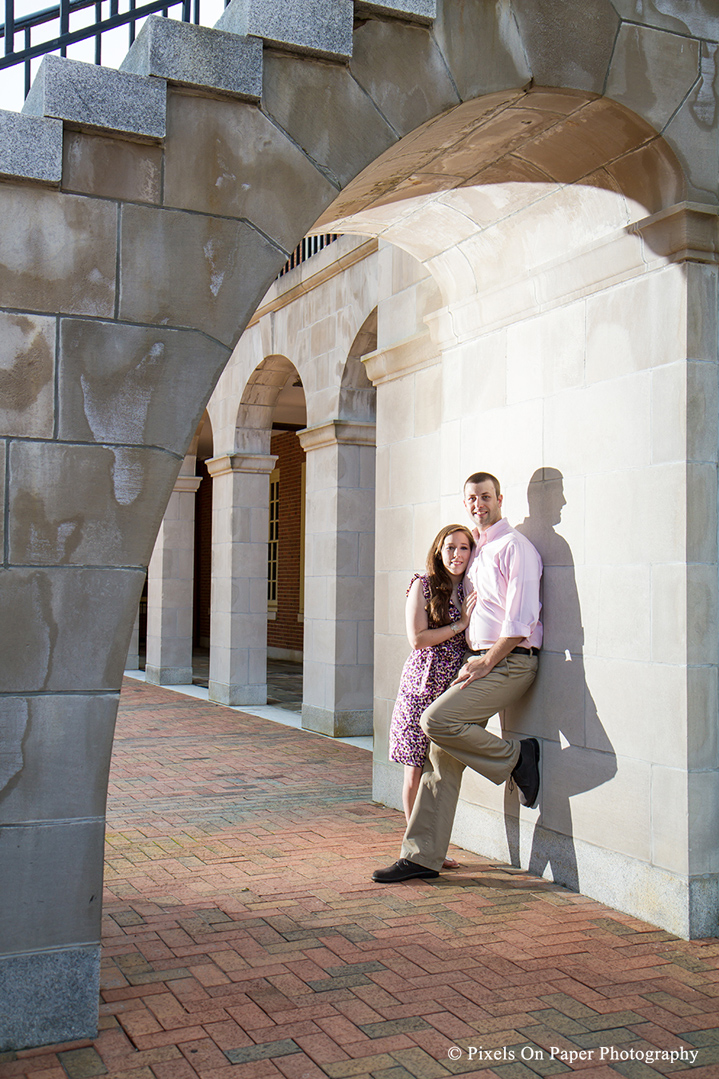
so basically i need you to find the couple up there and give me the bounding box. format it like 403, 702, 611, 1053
374, 471, 543, 883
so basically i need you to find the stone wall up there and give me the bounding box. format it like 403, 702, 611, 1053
1, 0, 718, 1050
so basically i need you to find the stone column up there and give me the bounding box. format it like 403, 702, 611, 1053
206, 452, 277, 706
299, 420, 376, 737
125, 607, 141, 671
145, 457, 202, 685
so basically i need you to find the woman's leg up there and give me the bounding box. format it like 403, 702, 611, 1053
402, 764, 423, 823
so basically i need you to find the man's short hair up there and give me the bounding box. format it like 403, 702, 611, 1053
464, 471, 501, 498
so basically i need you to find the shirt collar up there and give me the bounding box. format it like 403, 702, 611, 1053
473, 517, 511, 548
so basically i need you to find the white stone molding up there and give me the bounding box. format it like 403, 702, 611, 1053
361, 330, 439, 385
298, 419, 376, 452
631, 202, 719, 265
206, 452, 278, 478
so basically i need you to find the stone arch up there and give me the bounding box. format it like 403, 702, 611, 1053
1, 0, 718, 1049
340, 309, 378, 422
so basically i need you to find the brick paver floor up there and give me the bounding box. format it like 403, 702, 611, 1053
4, 679, 719, 1079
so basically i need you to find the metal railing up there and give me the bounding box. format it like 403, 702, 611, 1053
278, 235, 339, 279
1, 0, 210, 97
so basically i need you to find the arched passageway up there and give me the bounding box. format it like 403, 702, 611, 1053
1, 0, 717, 1050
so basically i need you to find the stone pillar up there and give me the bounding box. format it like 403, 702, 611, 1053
145, 457, 202, 685
125, 607, 141, 671
206, 452, 277, 706
299, 420, 376, 737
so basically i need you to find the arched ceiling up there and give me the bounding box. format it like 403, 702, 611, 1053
315, 87, 685, 306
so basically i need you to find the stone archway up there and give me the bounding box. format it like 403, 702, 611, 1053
1, 0, 717, 1049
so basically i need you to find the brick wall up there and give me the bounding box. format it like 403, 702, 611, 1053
268, 430, 305, 655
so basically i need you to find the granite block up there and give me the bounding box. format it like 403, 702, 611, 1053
0, 566, 145, 693
23, 54, 166, 139
262, 51, 396, 187
0, 694, 118, 824
0, 111, 62, 184
0, 311, 55, 439
216, 0, 353, 60
0, 820, 105, 953
58, 319, 229, 456
355, 0, 436, 23
0, 185, 116, 318
9, 441, 181, 567
121, 16, 263, 100
119, 205, 288, 346
0, 946, 100, 1052
63, 130, 162, 202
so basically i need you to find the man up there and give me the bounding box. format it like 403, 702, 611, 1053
373, 471, 543, 883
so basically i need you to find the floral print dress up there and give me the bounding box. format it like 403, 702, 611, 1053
388, 574, 467, 767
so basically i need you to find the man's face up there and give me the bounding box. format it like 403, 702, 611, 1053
464, 480, 503, 532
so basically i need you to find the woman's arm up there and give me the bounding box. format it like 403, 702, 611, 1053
405, 578, 476, 649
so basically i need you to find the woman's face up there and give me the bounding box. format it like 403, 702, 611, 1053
440, 531, 473, 578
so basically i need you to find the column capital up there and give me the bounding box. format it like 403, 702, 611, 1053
205, 453, 278, 478
173, 475, 202, 494
298, 420, 376, 452
362, 330, 439, 385
631, 202, 719, 264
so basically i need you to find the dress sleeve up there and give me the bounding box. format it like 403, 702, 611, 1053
406, 573, 430, 600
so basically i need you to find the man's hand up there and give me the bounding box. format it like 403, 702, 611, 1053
451, 655, 493, 688
450, 636, 525, 689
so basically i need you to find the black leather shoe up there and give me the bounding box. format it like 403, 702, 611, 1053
372, 858, 439, 883
511, 737, 540, 808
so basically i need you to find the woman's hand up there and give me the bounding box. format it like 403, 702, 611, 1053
458, 590, 477, 629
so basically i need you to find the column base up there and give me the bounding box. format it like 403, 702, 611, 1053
0, 946, 100, 1051
208, 681, 266, 707
145, 665, 193, 686
302, 705, 373, 737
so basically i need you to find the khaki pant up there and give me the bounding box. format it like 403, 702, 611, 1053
400, 652, 538, 871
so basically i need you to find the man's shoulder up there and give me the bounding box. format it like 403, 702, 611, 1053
496, 523, 543, 566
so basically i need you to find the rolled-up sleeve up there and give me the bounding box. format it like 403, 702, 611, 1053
500, 541, 542, 639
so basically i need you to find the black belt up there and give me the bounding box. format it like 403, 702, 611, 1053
471, 646, 540, 657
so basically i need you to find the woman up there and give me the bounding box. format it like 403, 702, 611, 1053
388, 524, 476, 867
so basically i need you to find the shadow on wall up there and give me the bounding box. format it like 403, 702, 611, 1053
506, 467, 617, 891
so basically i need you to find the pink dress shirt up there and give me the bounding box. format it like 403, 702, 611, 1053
465, 518, 543, 650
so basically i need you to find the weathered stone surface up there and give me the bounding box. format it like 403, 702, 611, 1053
355, 0, 435, 22
163, 91, 337, 252
0, 567, 144, 692
216, 0, 353, 59
516, 96, 656, 184
119, 205, 288, 346
0, 312, 55, 438
606, 23, 700, 133
58, 320, 229, 455
121, 16, 263, 100
432, 0, 530, 101
262, 53, 396, 188
23, 54, 166, 139
349, 16, 459, 137
0, 947, 99, 1052
511, 0, 619, 93
663, 40, 719, 202
0, 821, 104, 952
610, 0, 719, 40
605, 137, 685, 216
0, 695, 118, 824
63, 130, 162, 203
0, 186, 116, 317
9, 441, 180, 567
0, 111, 62, 184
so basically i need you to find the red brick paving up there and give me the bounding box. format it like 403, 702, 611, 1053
2, 679, 719, 1078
